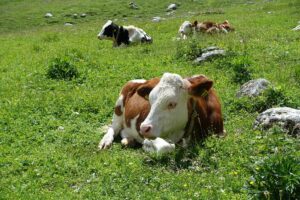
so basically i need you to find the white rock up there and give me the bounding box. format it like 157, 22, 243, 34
45, 13, 53, 18
167, 3, 177, 11
129, 2, 139, 9
58, 126, 65, 131
236, 79, 270, 98
80, 13, 87, 18
73, 13, 78, 18
292, 25, 300, 31
254, 107, 300, 136
64, 22, 74, 26
152, 16, 162, 22
194, 47, 225, 63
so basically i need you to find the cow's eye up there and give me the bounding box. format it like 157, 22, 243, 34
167, 102, 177, 110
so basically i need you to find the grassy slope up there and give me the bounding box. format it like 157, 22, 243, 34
0, 0, 300, 199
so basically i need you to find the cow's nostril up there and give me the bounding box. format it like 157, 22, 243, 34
140, 124, 152, 135
145, 126, 151, 133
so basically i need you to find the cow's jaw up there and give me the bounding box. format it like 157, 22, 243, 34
140, 73, 189, 143
97, 20, 114, 40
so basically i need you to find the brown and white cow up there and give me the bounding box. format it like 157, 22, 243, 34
98, 73, 224, 154
193, 20, 234, 34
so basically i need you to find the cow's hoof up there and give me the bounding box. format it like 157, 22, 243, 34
98, 135, 114, 150
121, 137, 136, 148
142, 139, 156, 153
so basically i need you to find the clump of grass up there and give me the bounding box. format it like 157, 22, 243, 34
175, 39, 203, 61
295, 67, 300, 85
228, 87, 294, 113
245, 153, 300, 200
47, 57, 79, 80
231, 55, 252, 84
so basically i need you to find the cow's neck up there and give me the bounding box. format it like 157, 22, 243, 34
183, 97, 207, 143
114, 26, 130, 46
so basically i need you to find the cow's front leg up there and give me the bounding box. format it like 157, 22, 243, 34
143, 138, 175, 154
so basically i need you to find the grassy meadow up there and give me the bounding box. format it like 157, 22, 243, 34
1, 0, 300, 199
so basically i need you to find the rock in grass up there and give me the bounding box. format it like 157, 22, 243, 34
292, 24, 300, 31
194, 47, 225, 63
236, 79, 270, 98
64, 22, 74, 26
152, 16, 162, 22
80, 13, 87, 18
167, 3, 177, 11
129, 2, 139, 9
73, 13, 78, 19
254, 107, 300, 136
45, 13, 53, 18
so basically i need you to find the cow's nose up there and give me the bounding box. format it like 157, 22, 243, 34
140, 124, 152, 136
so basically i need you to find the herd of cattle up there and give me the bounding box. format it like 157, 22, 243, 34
97, 19, 234, 46
98, 19, 233, 153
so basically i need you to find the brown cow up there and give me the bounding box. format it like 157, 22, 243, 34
99, 73, 224, 154
193, 20, 234, 33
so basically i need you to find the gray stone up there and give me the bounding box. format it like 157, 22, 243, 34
64, 22, 74, 26
152, 16, 162, 22
167, 3, 177, 11
80, 13, 87, 18
129, 2, 139, 9
45, 13, 53, 18
194, 47, 225, 63
73, 13, 78, 19
292, 25, 300, 31
236, 79, 270, 98
166, 10, 175, 16
254, 107, 300, 136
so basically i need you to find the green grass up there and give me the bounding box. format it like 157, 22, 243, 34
1, 0, 300, 199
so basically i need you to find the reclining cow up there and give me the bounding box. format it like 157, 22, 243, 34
178, 20, 234, 39
193, 20, 234, 33
98, 73, 224, 154
97, 20, 152, 47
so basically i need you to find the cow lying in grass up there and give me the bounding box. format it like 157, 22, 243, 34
98, 73, 224, 154
97, 20, 152, 47
178, 20, 234, 39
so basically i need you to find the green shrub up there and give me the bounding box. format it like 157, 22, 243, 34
245, 153, 300, 200
228, 87, 294, 113
231, 55, 252, 84
295, 67, 300, 85
47, 57, 79, 80
175, 39, 203, 61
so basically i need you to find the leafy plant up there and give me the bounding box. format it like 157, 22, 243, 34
175, 39, 203, 61
46, 57, 79, 80
228, 87, 295, 113
245, 153, 300, 200
231, 55, 252, 84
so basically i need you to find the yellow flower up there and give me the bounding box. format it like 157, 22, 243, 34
250, 181, 254, 185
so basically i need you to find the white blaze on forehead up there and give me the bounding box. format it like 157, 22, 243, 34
98, 20, 113, 36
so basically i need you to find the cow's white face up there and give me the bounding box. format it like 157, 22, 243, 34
140, 73, 190, 139
97, 20, 116, 40
179, 21, 193, 36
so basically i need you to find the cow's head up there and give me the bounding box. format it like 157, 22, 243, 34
97, 20, 119, 40
179, 21, 193, 36
137, 73, 213, 139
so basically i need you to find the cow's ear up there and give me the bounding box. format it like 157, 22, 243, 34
186, 75, 213, 97
137, 78, 160, 100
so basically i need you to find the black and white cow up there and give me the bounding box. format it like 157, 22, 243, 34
97, 20, 152, 47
